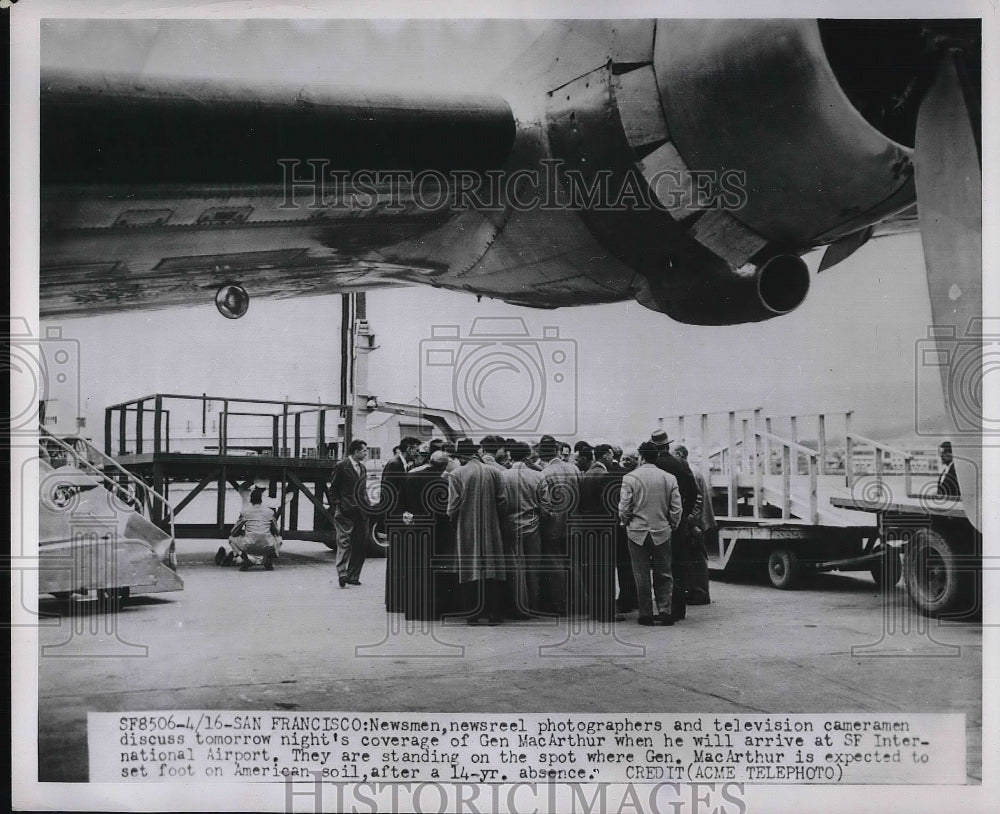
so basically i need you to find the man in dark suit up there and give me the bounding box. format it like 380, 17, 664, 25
613, 449, 639, 613
381, 436, 421, 611
936, 441, 960, 498
579, 444, 624, 622
329, 439, 372, 589
651, 429, 698, 621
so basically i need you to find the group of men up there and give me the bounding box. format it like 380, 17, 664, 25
326, 429, 717, 627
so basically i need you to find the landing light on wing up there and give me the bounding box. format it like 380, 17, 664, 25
215, 284, 250, 319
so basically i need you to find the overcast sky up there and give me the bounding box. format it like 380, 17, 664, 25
37, 18, 950, 450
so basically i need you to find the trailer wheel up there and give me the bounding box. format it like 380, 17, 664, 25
870, 545, 903, 588
768, 548, 803, 589
905, 528, 961, 616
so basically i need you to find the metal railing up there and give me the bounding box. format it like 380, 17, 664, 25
754, 431, 820, 524
40, 427, 175, 537
845, 433, 914, 497
105, 393, 349, 459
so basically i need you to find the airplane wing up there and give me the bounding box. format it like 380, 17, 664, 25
41, 70, 518, 317
40, 19, 978, 326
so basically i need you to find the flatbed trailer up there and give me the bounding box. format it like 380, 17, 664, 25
829, 494, 981, 618
710, 517, 902, 590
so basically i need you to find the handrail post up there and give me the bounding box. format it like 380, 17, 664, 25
272, 416, 280, 456
782, 446, 791, 519
221, 400, 229, 456
282, 402, 289, 457
700, 413, 709, 488
118, 407, 127, 456
153, 395, 163, 454
875, 444, 884, 499
318, 410, 327, 458
728, 411, 737, 517
809, 456, 818, 524
845, 436, 855, 488
135, 400, 144, 455
294, 413, 302, 457
904, 457, 913, 497
789, 415, 798, 475
764, 416, 772, 475
818, 413, 827, 475
741, 418, 750, 474
104, 409, 112, 457
753, 430, 763, 518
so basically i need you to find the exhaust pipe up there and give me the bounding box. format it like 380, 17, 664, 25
635, 253, 811, 325
756, 254, 811, 315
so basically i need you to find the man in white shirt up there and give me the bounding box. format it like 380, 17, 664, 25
618, 441, 683, 625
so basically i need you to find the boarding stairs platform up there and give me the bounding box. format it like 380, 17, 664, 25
39, 426, 175, 537
658, 409, 927, 589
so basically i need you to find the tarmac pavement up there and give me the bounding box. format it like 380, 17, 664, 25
35, 538, 982, 783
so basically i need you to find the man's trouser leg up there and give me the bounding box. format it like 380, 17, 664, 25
627, 535, 655, 619
505, 525, 530, 617
334, 510, 356, 578
520, 528, 543, 615
670, 525, 688, 620
587, 524, 616, 622
385, 521, 404, 611
540, 519, 567, 615
615, 526, 638, 612
347, 514, 369, 582
685, 526, 711, 603
650, 536, 674, 617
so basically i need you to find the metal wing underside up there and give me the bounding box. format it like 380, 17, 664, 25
40, 72, 522, 317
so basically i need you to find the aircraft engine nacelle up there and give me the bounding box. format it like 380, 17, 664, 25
540, 19, 920, 324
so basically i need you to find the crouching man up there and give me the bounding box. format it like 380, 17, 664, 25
230, 488, 282, 571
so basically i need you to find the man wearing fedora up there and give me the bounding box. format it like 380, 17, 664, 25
650, 429, 699, 621
618, 441, 683, 625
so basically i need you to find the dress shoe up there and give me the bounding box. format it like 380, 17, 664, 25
657, 613, 674, 626
686, 594, 711, 605
263, 554, 274, 571
338, 577, 348, 588
346, 579, 361, 586
239, 561, 251, 572
638, 616, 655, 626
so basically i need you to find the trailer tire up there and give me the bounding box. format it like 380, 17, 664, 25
768, 548, 803, 590
870, 545, 903, 589
905, 528, 962, 616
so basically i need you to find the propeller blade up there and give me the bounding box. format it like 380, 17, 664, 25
818, 226, 874, 272
913, 52, 982, 528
